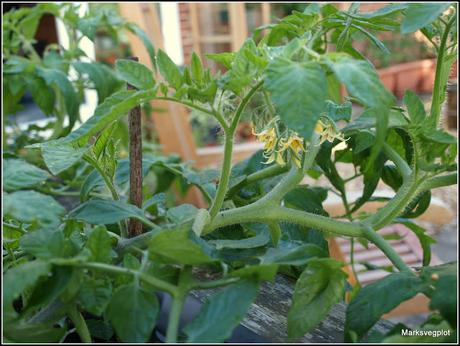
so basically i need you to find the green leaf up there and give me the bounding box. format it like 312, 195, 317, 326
40, 140, 89, 175
280, 223, 329, 253
29, 76, 55, 115
24, 267, 73, 314
59, 89, 154, 147
73, 62, 122, 103
184, 280, 259, 343
205, 52, 235, 69
126, 23, 156, 71
78, 13, 101, 40
149, 225, 216, 265
401, 3, 451, 33
105, 283, 159, 343
265, 58, 327, 140
210, 225, 270, 250
381, 164, 403, 191
166, 204, 199, 224
115, 59, 155, 90
326, 55, 394, 107
230, 264, 279, 281
4, 190, 65, 228
30, 88, 155, 174
85, 226, 114, 263
345, 272, 427, 341
422, 128, 457, 144
259, 242, 327, 266
20, 228, 66, 259
69, 199, 146, 225
284, 186, 328, 215
288, 258, 347, 340
36, 66, 79, 120
191, 52, 203, 84
325, 99, 352, 122
192, 208, 211, 236
351, 152, 386, 212
4, 260, 52, 308
78, 277, 112, 316
3, 159, 50, 192
421, 262, 457, 327
86, 319, 114, 341
396, 219, 436, 266
403, 90, 426, 124
3, 321, 66, 343
157, 49, 182, 90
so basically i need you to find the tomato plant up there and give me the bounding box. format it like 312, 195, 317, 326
3, 3, 457, 343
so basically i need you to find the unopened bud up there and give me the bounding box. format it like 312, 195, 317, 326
431, 273, 439, 280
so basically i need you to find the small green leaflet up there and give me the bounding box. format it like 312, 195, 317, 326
157, 49, 182, 90
115, 59, 155, 90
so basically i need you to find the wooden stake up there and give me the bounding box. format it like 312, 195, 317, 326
127, 56, 143, 237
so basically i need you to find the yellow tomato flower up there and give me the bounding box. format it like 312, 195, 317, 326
278, 133, 305, 168
314, 119, 347, 145
253, 127, 276, 151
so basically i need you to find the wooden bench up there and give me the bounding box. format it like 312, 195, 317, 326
189, 274, 394, 342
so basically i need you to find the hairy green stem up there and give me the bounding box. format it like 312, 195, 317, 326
364, 175, 418, 230
192, 276, 240, 289
166, 266, 193, 343
430, 15, 456, 124
53, 259, 178, 296
362, 226, 413, 273
419, 173, 457, 192
382, 142, 412, 180
209, 81, 264, 219
226, 164, 288, 198
156, 97, 227, 129
230, 81, 264, 133
166, 293, 186, 343
84, 155, 127, 237
209, 134, 234, 219
208, 202, 364, 237
67, 305, 91, 343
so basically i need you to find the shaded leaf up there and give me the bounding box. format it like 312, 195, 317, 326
184, 280, 259, 342
105, 283, 159, 343
3, 159, 50, 192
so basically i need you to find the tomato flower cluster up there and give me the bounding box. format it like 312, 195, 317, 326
253, 118, 348, 167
